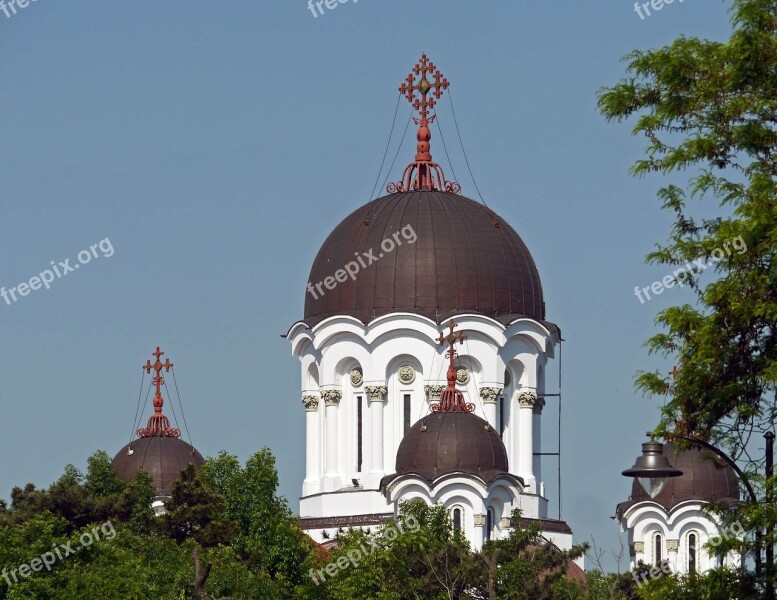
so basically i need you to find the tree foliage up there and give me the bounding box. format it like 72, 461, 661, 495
599, 0, 777, 589
0, 448, 314, 599
307, 501, 592, 600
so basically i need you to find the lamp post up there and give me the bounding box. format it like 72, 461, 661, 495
623, 432, 774, 599
621, 439, 683, 498
766, 432, 774, 600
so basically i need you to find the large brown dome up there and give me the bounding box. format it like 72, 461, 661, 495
304, 191, 546, 327
112, 437, 205, 497
380, 411, 515, 488
617, 443, 740, 516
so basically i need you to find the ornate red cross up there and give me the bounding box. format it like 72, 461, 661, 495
431, 320, 474, 413
388, 55, 460, 194
437, 319, 467, 356
138, 346, 181, 438
399, 54, 450, 125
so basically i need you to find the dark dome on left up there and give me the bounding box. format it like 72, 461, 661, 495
113, 347, 204, 497
112, 437, 204, 497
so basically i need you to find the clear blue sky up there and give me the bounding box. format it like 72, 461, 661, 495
0, 0, 734, 572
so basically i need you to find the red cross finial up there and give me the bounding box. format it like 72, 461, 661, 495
388, 55, 461, 194
431, 320, 474, 413
399, 54, 449, 125
138, 347, 181, 438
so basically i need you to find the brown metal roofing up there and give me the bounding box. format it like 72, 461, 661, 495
304, 191, 546, 327
112, 437, 205, 497
381, 411, 514, 488
617, 443, 740, 516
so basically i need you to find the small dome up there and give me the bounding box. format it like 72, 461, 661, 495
304, 191, 547, 328
618, 442, 739, 515
381, 411, 511, 488
112, 437, 205, 497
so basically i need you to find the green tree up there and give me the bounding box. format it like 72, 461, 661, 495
599, 0, 777, 590
0, 448, 317, 599
310, 501, 594, 600
158, 464, 238, 547
476, 510, 588, 600
199, 449, 315, 598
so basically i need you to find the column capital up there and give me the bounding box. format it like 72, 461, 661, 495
322, 389, 342, 406
424, 384, 446, 402
364, 385, 388, 403
302, 394, 320, 412
633, 541, 644, 554
479, 387, 503, 404
667, 539, 679, 551
474, 514, 485, 527
516, 390, 538, 409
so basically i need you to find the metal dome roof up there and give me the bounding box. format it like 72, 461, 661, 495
380, 411, 514, 488
304, 191, 546, 327
112, 348, 204, 497
617, 442, 740, 515
112, 437, 205, 497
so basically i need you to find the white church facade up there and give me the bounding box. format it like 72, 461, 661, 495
286, 54, 575, 554
616, 442, 742, 576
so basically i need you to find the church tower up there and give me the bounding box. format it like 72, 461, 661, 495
287, 56, 573, 552
113, 347, 204, 516
616, 441, 741, 576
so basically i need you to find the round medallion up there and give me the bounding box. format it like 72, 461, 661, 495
350, 368, 363, 387
456, 368, 469, 385
398, 366, 416, 384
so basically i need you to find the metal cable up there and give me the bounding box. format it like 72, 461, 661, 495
434, 116, 460, 186
170, 367, 194, 447
380, 106, 415, 193
447, 90, 487, 206
163, 379, 181, 433
131, 377, 153, 442
369, 93, 402, 200
416, 336, 448, 423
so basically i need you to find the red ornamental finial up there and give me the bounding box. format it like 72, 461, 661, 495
137, 347, 181, 438
388, 54, 461, 194
431, 320, 475, 413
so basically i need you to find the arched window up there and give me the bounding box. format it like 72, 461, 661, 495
486, 508, 494, 542
688, 532, 697, 574
453, 508, 462, 533
654, 532, 663, 565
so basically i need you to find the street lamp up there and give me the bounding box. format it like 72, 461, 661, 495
623, 432, 775, 599
621, 439, 682, 498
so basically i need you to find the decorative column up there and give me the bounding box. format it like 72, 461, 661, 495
632, 541, 645, 570
532, 396, 545, 495
516, 390, 537, 492
424, 385, 445, 403
365, 386, 387, 480
667, 538, 679, 573
474, 514, 486, 547
479, 387, 502, 430
322, 389, 342, 490
302, 395, 320, 493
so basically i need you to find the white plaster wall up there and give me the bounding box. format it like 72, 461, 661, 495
620, 501, 741, 575
288, 312, 560, 542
